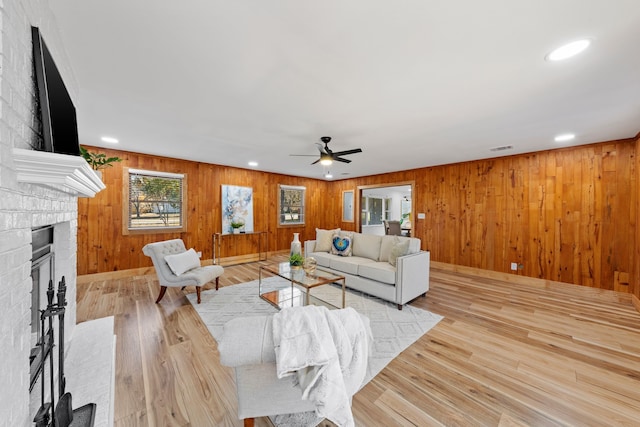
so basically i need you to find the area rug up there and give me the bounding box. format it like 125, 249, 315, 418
187, 276, 443, 425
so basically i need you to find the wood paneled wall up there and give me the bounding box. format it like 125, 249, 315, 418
331, 138, 638, 297
634, 133, 640, 299
77, 147, 333, 275
78, 137, 639, 300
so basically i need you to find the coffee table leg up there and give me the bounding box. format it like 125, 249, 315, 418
341, 279, 346, 308
305, 281, 309, 305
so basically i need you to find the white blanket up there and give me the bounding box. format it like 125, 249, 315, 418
272, 305, 371, 427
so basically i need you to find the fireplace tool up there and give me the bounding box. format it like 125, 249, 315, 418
33, 277, 96, 427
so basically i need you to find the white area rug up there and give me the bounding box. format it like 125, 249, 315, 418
187, 277, 443, 425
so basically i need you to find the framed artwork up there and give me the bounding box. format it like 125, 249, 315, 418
279, 185, 305, 225
342, 190, 354, 222
221, 185, 254, 234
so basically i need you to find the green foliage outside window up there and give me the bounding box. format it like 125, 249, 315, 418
128, 170, 184, 229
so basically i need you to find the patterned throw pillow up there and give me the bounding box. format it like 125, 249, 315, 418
388, 237, 410, 266
331, 233, 353, 256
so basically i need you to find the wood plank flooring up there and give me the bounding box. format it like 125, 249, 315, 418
76, 256, 640, 426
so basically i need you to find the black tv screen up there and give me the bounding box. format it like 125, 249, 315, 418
31, 27, 80, 156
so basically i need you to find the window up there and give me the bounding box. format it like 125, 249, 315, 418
361, 196, 390, 226
124, 168, 187, 234
279, 185, 305, 226
342, 190, 354, 222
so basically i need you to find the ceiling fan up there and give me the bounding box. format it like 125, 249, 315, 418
290, 136, 363, 166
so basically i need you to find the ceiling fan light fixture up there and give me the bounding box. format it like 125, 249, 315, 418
320, 156, 333, 166
546, 39, 591, 61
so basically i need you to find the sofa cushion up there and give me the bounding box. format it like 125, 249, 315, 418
315, 228, 340, 252
388, 237, 411, 266
164, 248, 200, 276
352, 233, 382, 260
331, 233, 353, 256
309, 251, 334, 268
330, 256, 375, 276
358, 262, 397, 285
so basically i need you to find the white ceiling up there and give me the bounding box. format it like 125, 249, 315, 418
50, 1, 640, 180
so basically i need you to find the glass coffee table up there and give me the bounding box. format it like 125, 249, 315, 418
259, 262, 346, 310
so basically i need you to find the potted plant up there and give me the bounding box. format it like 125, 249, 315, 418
230, 219, 245, 234
289, 253, 304, 268
80, 146, 122, 177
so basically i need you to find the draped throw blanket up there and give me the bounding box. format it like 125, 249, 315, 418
272, 305, 371, 427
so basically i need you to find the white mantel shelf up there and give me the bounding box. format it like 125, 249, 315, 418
13, 148, 106, 197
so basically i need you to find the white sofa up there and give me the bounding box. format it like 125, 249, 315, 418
304, 229, 429, 309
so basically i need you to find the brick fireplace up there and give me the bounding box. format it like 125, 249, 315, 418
0, 2, 107, 425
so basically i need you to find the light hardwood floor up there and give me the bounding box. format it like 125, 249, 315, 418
76, 255, 640, 426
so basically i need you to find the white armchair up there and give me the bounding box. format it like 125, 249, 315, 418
218, 308, 371, 427
142, 239, 224, 304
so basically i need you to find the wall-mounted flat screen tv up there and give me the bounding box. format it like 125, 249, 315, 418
31, 26, 80, 156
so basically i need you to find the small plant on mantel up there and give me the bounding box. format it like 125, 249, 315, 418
80, 146, 122, 171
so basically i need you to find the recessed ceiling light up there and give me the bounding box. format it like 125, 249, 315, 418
248, 161, 258, 167
546, 39, 591, 61
324, 173, 333, 179
554, 133, 575, 142
100, 136, 119, 144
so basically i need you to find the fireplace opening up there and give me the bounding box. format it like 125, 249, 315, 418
29, 225, 54, 391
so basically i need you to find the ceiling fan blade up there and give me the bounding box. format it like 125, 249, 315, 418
311, 158, 321, 165
333, 157, 352, 163
331, 148, 362, 156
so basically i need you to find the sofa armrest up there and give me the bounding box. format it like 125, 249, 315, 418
304, 240, 317, 257
395, 251, 430, 305
218, 315, 276, 367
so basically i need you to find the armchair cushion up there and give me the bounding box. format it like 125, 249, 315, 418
165, 248, 201, 275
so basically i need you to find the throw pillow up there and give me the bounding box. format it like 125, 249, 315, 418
388, 238, 410, 267
352, 233, 383, 260
331, 233, 353, 256
165, 248, 201, 276
315, 228, 340, 252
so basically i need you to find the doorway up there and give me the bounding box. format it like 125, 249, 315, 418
357, 182, 413, 236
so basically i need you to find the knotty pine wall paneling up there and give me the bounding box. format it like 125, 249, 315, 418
77, 147, 336, 275
634, 132, 640, 300
326, 138, 637, 295
79, 138, 638, 300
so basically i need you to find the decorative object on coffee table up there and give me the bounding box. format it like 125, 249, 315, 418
289, 253, 304, 267
303, 257, 317, 276
290, 232, 301, 257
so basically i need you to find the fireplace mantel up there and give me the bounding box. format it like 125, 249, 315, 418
13, 148, 106, 197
